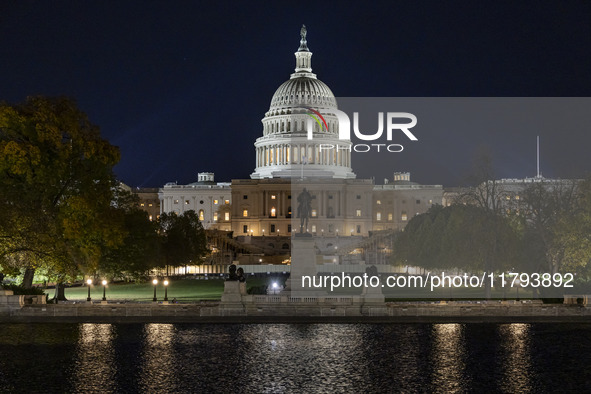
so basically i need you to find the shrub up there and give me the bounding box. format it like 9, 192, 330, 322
1, 284, 47, 295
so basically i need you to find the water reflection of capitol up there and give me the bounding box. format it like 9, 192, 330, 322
141, 26, 443, 264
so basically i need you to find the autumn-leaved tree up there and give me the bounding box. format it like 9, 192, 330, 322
0, 96, 122, 294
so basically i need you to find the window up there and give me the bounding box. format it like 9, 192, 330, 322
376, 212, 382, 221
356, 225, 361, 233
213, 213, 218, 222
214, 199, 219, 205
288, 195, 291, 199
401, 211, 407, 221
271, 207, 276, 217
199, 200, 204, 204
199, 209, 204, 221
287, 206, 292, 217
282, 243, 289, 250
174, 199, 179, 204
311, 209, 317, 217
287, 224, 292, 233
515, 195, 520, 200
186, 200, 190, 205
270, 224, 276, 233
311, 225, 316, 233
416, 200, 420, 204
388, 213, 393, 221
328, 195, 333, 199
429, 199, 433, 204
149, 215, 153, 221
271, 194, 276, 199
376, 200, 381, 205
140, 203, 145, 207
356, 209, 361, 217
243, 225, 248, 233
148, 203, 153, 207
224, 199, 230, 205
224, 212, 230, 221
243, 195, 248, 199
328, 224, 334, 233
356, 195, 361, 199
243, 209, 248, 217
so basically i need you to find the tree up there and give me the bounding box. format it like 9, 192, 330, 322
159, 210, 209, 273
98, 191, 162, 280
0, 96, 122, 293
520, 178, 591, 289
393, 204, 520, 297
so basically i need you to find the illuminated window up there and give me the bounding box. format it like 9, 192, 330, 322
214, 199, 219, 205
185, 200, 190, 205
401, 211, 407, 221
311, 209, 317, 217
149, 215, 153, 221
243, 209, 248, 217
148, 203, 153, 207
515, 195, 520, 200
140, 203, 145, 207
156, 215, 160, 220
224, 212, 230, 221
376, 212, 381, 221
388, 213, 393, 221
506, 195, 511, 200
199, 209, 204, 221
174, 199, 179, 204
271, 207, 276, 217
224, 199, 230, 205
428, 200, 433, 204
213, 213, 218, 222
356, 209, 361, 217
271, 195, 276, 200
311, 225, 316, 233
376, 200, 381, 205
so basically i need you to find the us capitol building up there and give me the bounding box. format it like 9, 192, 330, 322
140, 26, 443, 263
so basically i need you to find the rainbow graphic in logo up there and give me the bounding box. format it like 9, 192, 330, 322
297, 107, 328, 132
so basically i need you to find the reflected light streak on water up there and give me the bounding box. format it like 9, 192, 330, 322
72, 323, 116, 393
500, 323, 532, 393
139, 323, 178, 393
431, 323, 466, 393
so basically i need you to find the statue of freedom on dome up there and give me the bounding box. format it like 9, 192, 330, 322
300, 24, 307, 40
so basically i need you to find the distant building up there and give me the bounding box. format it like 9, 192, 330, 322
158, 172, 232, 230
134, 187, 160, 221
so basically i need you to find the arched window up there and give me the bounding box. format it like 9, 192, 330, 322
198, 209, 204, 221
270, 207, 276, 217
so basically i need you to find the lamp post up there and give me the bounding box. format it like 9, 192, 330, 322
152, 278, 158, 302
164, 279, 169, 302
101, 280, 107, 301
86, 278, 92, 302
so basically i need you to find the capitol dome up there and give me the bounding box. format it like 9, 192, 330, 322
269, 77, 337, 111
250, 26, 355, 180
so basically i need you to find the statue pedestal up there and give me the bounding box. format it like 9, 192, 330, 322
220, 281, 245, 315
283, 235, 326, 297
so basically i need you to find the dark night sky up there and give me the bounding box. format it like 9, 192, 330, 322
1, 1, 590, 187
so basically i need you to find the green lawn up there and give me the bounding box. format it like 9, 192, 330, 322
48, 277, 272, 302
46, 277, 535, 302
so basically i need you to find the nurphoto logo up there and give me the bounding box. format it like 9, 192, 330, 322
297, 106, 418, 153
